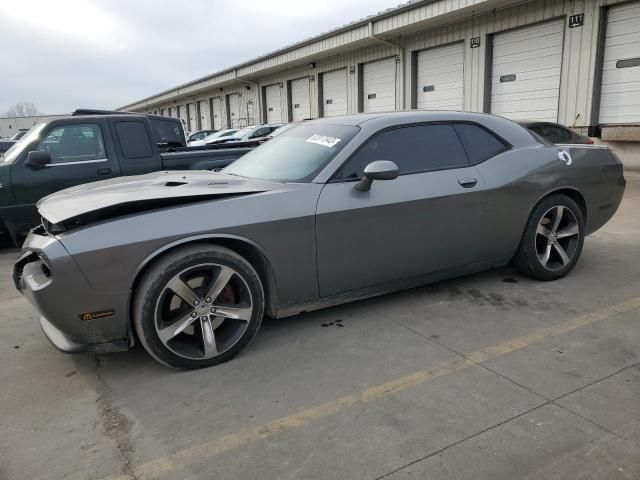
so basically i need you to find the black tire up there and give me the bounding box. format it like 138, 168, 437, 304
133, 244, 265, 369
0, 220, 12, 248
512, 194, 585, 281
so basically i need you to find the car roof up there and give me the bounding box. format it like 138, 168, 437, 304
304, 110, 508, 126
301, 111, 542, 152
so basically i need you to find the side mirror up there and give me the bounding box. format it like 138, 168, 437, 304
25, 150, 52, 169
355, 160, 399, 192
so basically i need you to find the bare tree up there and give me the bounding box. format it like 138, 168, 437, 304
4, 101, 42, 118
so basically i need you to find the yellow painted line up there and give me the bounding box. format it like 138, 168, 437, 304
105, 295, 640, 480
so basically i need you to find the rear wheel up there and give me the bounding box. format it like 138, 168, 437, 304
513, 194, 584, 281
133, 245, 264, 369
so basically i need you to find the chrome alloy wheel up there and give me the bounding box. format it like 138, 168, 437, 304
535, 205, 580, 271
154, 263, 253, 360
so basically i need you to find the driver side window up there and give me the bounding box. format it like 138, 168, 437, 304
250, 127, 270, 139
36, 124, 106, 164
333, 124, 469, 181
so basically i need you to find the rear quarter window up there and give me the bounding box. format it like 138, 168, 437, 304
115, 121, 153, 159
149, 118, 185, 147
453, 123, 509, 164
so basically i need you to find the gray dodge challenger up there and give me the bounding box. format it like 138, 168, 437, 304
14, 112, 625, 369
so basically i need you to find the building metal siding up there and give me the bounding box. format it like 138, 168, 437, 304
132, 0, 636, 135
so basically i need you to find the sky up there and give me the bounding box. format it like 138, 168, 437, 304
0, 0, 399, 115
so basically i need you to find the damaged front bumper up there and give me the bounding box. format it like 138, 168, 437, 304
14, 227, 130, 353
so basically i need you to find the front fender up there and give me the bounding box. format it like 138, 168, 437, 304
128, 233, 280, 317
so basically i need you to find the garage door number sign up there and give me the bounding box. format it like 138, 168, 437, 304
569, 14, 584, 28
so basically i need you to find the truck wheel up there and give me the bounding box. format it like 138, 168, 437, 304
0, 220, 14, 248
133, 244, 265, 369
512, 194, 585, 281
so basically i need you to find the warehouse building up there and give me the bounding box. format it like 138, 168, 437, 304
0, 114, 67, 139
120, 0, 640, 167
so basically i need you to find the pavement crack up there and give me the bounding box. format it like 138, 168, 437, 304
373, 400, 551, 480
549, 360, 640, 442
94, 354, 138, 480
375, 320, 640, 479
386, 314, 550, 402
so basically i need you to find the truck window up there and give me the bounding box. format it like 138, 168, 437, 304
36, 124, 106, 164
115, 121, 153, 159
149, 118, 185, 147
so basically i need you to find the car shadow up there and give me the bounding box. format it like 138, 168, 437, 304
67, 264, 525, 380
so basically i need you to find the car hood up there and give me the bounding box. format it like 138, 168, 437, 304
38, 170, 279, 225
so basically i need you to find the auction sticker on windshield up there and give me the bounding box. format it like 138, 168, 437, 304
306, 134, 341, 148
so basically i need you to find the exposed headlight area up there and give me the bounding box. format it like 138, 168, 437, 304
41, 216, 67, 235
13, 250, 53, 293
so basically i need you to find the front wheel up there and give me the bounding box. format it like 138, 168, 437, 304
133, 245, 265, 369
512, 194, 585, 281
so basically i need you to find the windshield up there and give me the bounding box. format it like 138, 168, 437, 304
223, 123, 359, 182
230, 126, 256, 139
11, 130, 28, 141
1, 123, 46, 164
204, 129, 236, 141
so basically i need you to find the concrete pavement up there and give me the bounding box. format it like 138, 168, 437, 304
1, 174, 640, 480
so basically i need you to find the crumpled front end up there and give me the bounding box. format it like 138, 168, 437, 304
14, 226, 130, 353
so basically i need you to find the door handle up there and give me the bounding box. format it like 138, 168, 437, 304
458, 177, 478, 188
97, 168, 112, 176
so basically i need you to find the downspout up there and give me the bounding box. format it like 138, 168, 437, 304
368, 21, 406, 109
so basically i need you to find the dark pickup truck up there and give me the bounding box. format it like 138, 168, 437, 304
0, 113, 254, 244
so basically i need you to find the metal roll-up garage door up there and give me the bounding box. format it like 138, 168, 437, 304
362, 57, 397, 113
211, 97, 223, 129
490, 19, 565, 121
600, 1, 640, 124
290, 77, 311, 121
265, 84, 282, 123
198, 99, 211, 130
227, 93, 240, 127
416, 43, 464, 111
186, 102, 197, 131
322, 69, 348, 117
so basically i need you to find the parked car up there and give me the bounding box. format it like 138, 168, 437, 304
14, 111, 625, 369
206, 124, 283, 145
187, 129, 216, 144
0, 113, 255, 244
0, 129, 31, 153
9, 129, 30, 141
190, 129, 238, 147
263, 122, 300, 140
518, 121, 593, 145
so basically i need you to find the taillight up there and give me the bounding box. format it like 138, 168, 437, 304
587, 138, 594, 144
